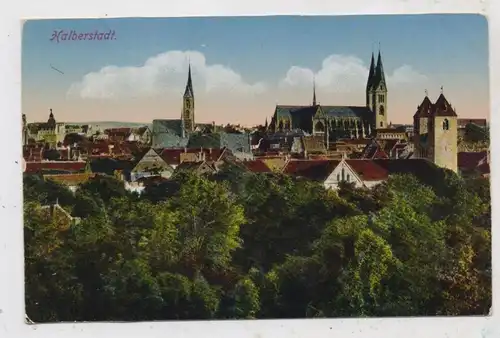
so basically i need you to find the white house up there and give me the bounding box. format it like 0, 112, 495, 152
130, 148, 174, 182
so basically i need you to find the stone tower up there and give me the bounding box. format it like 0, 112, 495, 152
428, 93, 458, 173
366, 50, 388, 130
182, 63, 195, 135
412, 95, 433, 158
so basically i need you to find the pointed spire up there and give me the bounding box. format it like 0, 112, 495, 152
366, 51, 376, 90
312, 76, 317, 106
374, 48, 386, 88
183, 60, 194, 98
264, 117, 268, 129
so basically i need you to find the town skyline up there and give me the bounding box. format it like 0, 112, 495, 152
22, 15, 489, 126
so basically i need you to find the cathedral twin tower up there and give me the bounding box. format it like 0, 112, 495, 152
366, 50, 388, 130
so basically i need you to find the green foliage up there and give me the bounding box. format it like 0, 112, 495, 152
23, 165, 491, 321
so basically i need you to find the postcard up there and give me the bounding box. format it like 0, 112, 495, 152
21, 14, 491, 322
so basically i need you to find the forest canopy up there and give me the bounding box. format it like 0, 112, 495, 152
23, 165, 491, 322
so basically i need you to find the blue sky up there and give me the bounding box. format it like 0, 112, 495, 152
22, 14, 489, 125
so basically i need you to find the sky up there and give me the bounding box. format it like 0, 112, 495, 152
22, 14, 489, 126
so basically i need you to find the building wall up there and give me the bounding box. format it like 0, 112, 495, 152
431, 116, 458, 173
323, 162, 363, 190
374, 89, 388, 129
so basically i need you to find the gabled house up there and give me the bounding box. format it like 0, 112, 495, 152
174, 160, 218, 176
130, 148, 174, 182
129, 126, 152, 144
282, 158, 388, 190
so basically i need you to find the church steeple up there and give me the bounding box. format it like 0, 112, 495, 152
366, 52, 376, 90
182, 61, 195, 133
312, 77, 317, 106
373, 49, 386, 89
184, 62, 194, 98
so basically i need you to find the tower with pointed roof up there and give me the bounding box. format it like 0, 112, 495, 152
366, 50, 388, 131
182, 63, 195, 134
412, 91, 458, 173
428, 92, 458, 172
312, 77, 317, 106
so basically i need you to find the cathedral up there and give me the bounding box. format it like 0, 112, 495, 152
268, 50, 389, 141
412, 91, 458, 173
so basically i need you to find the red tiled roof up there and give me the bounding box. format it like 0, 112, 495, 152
242, 160, 272, 173
458, 151, 487, 171
283, 159, 341, 181
25, 161, 87, 174
345, 159, 389, 181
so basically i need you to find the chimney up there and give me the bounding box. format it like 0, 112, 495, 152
184, 147, 187, 153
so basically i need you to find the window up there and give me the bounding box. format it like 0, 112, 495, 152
314, 121, 325, 132
337, 173, 340, 181
380, 121, 383, 127
443, 119, 450, 130
341, 168, 345, 181
379, 105, 385, 116
347, 174, 350, 182
378, 94, 385, 103
186, 100, 190, 108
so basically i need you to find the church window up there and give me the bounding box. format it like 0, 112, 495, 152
347, 174, 350, 182
186, 100, 190, 109
337, 173, 340, 181
378, 94, 385, 103
314, 121, 325, 133
443, 119, 450, 130
380, 121, 383, 127
341, 168, 345, 181
379, 105, 385, 116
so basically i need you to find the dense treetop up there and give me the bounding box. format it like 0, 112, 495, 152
24, 164, 491, 322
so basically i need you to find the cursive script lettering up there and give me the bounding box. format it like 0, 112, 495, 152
50, 30, 116, 43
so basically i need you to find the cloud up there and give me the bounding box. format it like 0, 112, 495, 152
280, 54, 428, 92
67, 50, 267, 99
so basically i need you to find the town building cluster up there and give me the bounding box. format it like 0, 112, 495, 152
22, 50, 490, 197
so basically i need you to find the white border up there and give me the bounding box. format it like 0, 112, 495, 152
1, 1, 498, 337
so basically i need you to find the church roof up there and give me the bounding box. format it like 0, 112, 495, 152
186, 132, 251, 153
275, 105, 372, 120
